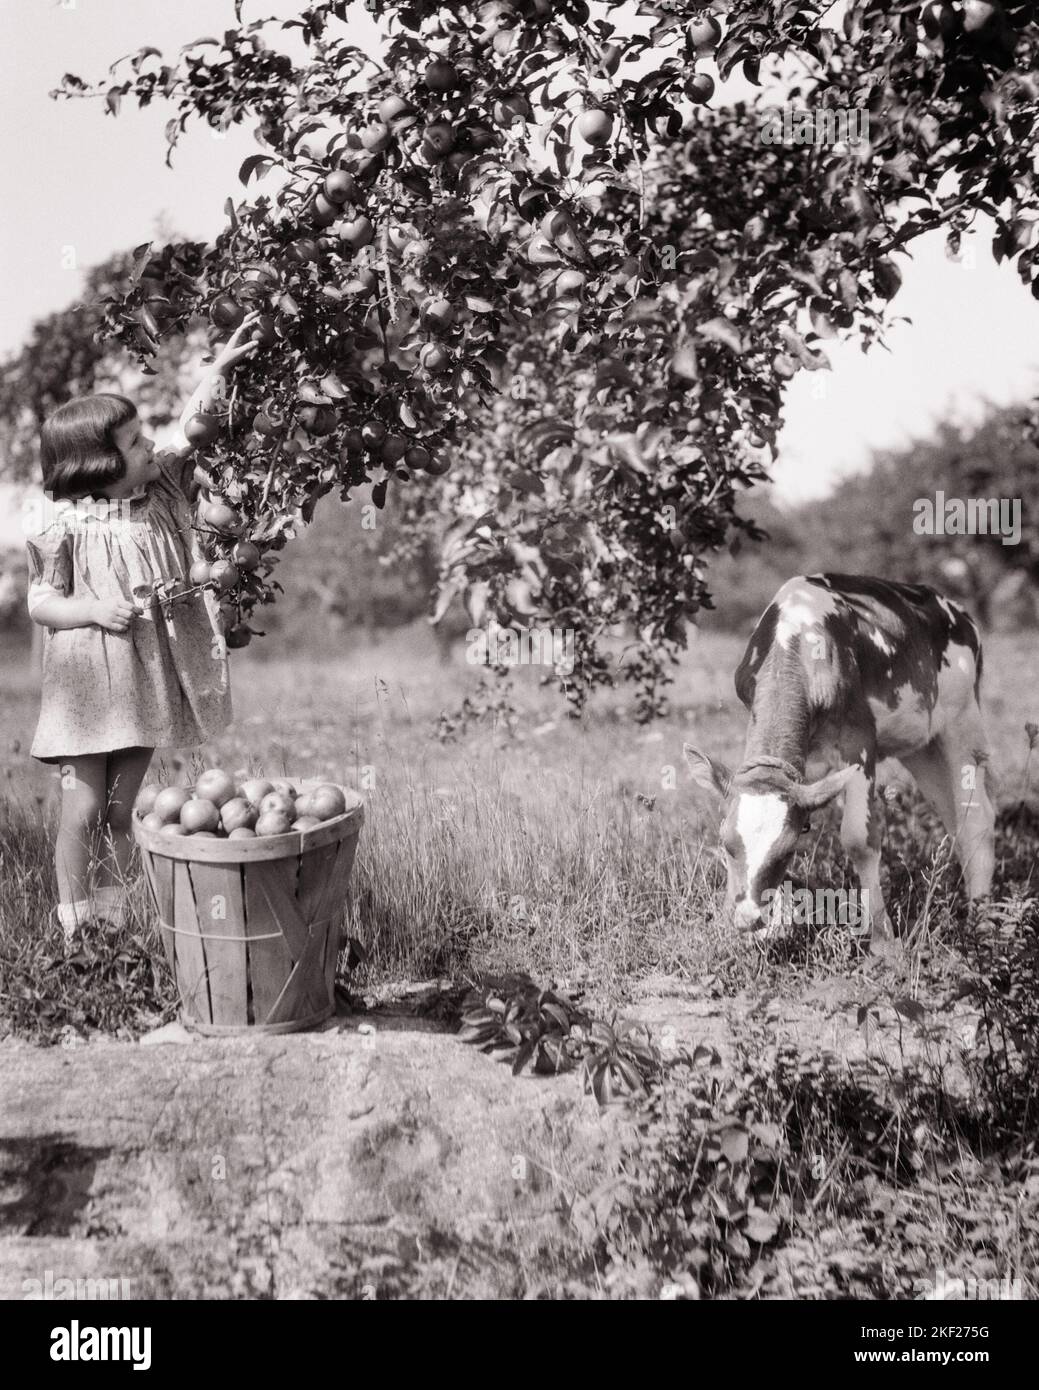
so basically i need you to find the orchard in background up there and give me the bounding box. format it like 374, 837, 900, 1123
38, 0, 1039, 715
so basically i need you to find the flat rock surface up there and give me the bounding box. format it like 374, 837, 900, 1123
626, 970, 980, 1085
0, 1011, 608, 1300
0, 973, 980, 1301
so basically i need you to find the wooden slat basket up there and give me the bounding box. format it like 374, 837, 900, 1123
132, 779, 364, 1036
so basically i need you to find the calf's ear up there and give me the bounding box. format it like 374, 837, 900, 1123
683, 745, 732, 800
792, 764, 860, 810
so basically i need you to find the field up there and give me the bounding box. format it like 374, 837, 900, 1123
1, 624, 1037, 1299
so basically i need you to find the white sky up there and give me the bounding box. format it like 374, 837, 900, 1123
1, 0, 1036, 551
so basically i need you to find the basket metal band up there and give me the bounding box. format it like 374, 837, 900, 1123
158, 918, 335, 943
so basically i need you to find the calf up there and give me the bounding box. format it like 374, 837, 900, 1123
685, 574, 995, 940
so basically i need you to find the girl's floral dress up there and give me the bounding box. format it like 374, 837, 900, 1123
25, 452, 232, 762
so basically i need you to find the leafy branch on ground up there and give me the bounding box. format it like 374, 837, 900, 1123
457, 972, 669, 1102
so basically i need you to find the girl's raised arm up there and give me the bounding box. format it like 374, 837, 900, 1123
162, 313, 262, 459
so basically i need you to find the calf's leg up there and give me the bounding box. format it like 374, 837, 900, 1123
838, 764, 893, 941
902, 727, 995, 900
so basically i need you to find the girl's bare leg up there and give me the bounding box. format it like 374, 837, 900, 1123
55, 754, 108, 910
95, 746, 155, 891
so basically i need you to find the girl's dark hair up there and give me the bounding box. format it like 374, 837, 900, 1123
40, 394, 137, 500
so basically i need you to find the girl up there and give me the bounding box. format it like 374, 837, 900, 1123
26, 315, 259, 941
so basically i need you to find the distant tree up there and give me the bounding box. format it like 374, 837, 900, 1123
0, 247, 204, 484
710, 402, 1039, 631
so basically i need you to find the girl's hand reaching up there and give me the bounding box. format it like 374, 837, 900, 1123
92, 597, 141, 634
211, 312, 262, 374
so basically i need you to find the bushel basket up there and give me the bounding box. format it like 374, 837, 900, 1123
133, 779, 364, 1035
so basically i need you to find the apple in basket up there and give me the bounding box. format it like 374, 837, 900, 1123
270, 779, 298, 798
304, 784, 348, 821
255, 809, 295, 836
238, 778, 276, 807
160, 823, 189, 837
152, 787, 192, 824
220, 797, 258, 833
292, 815, 322, 831
195, 768, 238, 808
139, 810, 166, 833
181, 798, 221, 833
258, 790, 296, 818
228, 826, 257, 839
135, 783, 161, 817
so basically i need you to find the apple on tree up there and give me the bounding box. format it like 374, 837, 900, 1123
231, 540, 261, 572
687, 14, 722, 51
686, 73, 715, 104
422, 297, 456, 332
184, 414, 222, 448
199, 498, 244, 536
209, 559, 240, 592
418, 343, 451, 373
423, 58, 459, 91
575, 109, 613, 146
323, 169, 358, 205
339, 216, 374, 250
378, 94, 414, 125
209, 294, 245, 331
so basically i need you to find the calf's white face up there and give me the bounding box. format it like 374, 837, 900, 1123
684, 745, 856, 932
720, 791, 808, 928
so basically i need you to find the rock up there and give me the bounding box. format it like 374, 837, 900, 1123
139, 1021, 194, 1047
0, 1024, 610, 1298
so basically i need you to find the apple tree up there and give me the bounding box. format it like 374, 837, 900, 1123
49, 0, 1039, 715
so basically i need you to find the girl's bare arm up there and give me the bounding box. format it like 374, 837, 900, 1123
163, 315, 261, 459
31, 595, 137, 632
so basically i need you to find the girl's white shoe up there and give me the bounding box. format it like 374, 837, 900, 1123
55, 889, 127, 946
55, 897, 93, 946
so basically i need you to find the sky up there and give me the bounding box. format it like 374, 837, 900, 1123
1, 0, 1037, 549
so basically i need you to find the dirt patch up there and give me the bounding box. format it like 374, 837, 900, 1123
624, 968, 981, 1095
0, 1001, 613, 1300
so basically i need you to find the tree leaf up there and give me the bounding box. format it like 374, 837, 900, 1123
893, 996, 926, 1024
719, 1124, 749, 1163
696, 316, 744, 354
240, 153, 275, 185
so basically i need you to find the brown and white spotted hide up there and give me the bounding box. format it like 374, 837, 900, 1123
685, 574, 995, 939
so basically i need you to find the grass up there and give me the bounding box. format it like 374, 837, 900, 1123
2, 624, 1037, 1018
1, 622, 1038, 1296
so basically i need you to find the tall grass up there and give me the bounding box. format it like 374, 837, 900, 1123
1, 626, 1036, 1043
